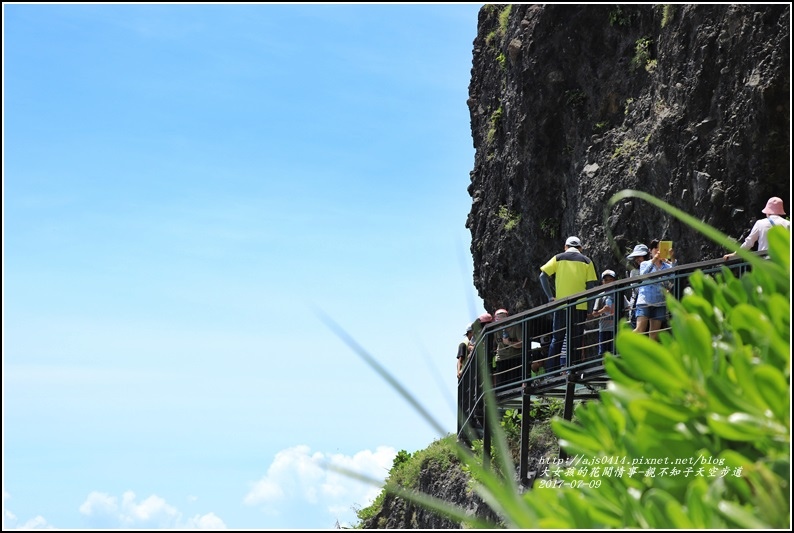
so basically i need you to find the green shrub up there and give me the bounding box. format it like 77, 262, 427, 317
564, 89, 586, 108
485, 30, 497, 47
661, 4, 676, 28
540, 218, 558, 239
497, 205, 521, 231
609, 6, 631, 27
611, 139, 639, 159
354, 436, 461, 525
486, 106, 503, 145
498, 5, 512, 37
631, 36, 653, 71
496, 51, 506, 70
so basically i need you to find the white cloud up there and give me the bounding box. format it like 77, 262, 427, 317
3, 491, 54, 530
184, 512, 226, 530
244, 444, 396, 526
119, 492, 179, 526
78, 491, 226, 529
3, 490, 15, 526
16, 516, 55, 530
78, 491, 118, 516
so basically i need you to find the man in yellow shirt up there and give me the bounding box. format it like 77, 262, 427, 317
539, 236, 598, 372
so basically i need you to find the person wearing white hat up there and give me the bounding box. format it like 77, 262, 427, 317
539, 236, 598, 371
723, 196, 791, 260
588, 269, 618, 357
625, 243, 650, 329
493, 308, 522, 363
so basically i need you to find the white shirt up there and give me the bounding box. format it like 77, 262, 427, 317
741, 215, 791, 252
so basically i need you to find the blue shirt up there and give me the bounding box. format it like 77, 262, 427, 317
637, 260, 671, 305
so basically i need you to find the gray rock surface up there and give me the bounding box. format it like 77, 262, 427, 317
467, 4, 789, 313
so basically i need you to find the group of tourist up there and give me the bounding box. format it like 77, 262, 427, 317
456, 196, 790, 380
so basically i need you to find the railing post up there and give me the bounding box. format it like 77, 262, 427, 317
564, 303, 573, 371
482, 328, 496, 471
519, 387, 532, 485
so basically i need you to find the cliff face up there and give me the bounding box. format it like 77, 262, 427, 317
467, 4, 790, 313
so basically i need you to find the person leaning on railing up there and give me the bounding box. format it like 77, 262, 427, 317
466, 312, 493, 373
456, 323, 474, 380
588, 269, 617, 357
723, 196, 791, 260
624, 243, 650, 329
493, 308, 522, 363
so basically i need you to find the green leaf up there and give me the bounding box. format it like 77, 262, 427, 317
643, 488, 692, 528
716, 501, 771, 529
766, 225, 791, 274
752, 364, 790, 422
707, 412, 787, 442
671, 313, 713, 376
705, 374, 765, 417
604, 353, 643, 386
685, 478, 711, 527
674, 294, 719, 334
552, 418, 605, 457
616, 332, 690, 394
628, 398, 692, 427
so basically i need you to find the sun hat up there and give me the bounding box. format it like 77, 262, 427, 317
478, 312, 493, 324
465, 324, 473, 334
601, 269, 617, 279
627, 243, 649, 259
761, 196, 786, 215
495, 308, 509, 316
565, 236, 582, 247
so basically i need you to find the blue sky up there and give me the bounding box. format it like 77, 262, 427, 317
3, 3, 485, 529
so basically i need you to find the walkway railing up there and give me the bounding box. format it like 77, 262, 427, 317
456, 256, 754, 483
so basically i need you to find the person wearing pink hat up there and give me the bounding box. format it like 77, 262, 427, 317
723, 196, 790, 260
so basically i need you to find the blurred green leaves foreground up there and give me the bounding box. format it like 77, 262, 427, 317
541, 222, 790, 529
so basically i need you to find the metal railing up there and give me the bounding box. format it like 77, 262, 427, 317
456, 256, 755, 461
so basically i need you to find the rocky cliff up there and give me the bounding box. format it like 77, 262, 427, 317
359, 459, 499, 529
467, 3, 790, 313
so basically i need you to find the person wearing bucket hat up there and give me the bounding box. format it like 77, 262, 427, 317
624, 243, 650, 329
724, 196, 791, 260
539, 236, 598, 372
457, 323, 475, 379
627, 243, 649, 260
